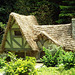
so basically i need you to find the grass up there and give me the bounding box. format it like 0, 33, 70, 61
37, 66, 60, 75
0, 68, 4, 73
37, 66, 75, 75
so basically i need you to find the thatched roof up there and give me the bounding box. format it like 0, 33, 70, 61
1, 12, 39, 51
1, 12, 75, 52
33, 24, 75, 51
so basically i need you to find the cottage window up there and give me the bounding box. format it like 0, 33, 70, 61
14, 31, 22, 36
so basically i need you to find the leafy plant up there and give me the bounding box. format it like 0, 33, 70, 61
0, 53, 8, 68
5, 58, 37, 75
0, 52, 37, 74
0, 52, 17, 62
0, 58, 6, 68
41, 45, 64, 67
41, 44, 75, 69
62, 51, 75, 69
0, 22, 6, 29
0, 52, 17, 68
7, 52, 17, 62
26, 56, 36, 64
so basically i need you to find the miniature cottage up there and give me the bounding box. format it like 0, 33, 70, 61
1, 12, 75, 59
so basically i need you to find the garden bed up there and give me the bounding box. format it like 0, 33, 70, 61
0, 44, 75, 75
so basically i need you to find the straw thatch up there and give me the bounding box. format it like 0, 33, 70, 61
1, 12, 75, 52
1, 12, 39, 51
32, 24, 75, 51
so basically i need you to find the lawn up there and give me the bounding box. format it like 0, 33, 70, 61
37, 66, 75, 75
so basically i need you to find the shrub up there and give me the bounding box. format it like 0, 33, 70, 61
0, 52, 17, 62
26, 56, 36, 64
40, 45, 64, 67
0, 53, 8, 68
62, 51, 75, 69
0, 52, 37, 75
7, 52, 17, 62
0, 58, 6, 68
41, 44, 75, 69
5, 58, 37, 75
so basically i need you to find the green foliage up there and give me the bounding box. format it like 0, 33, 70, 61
26, 56, 36, 64
41, 44, 75, 69
0, 0, 60, 25
0, 0, 15, 23
13, 0, 30, 15
0, 22, 6, 44
0, 22, 6, 29
0, 58, 6, 68
0, 52, 17, 62
0, 53, 8, 60
5, 58, 37, 75
31, 1, 60, 25
0, 52, 17, 68
47, 44, 60, 56
7, 52, 17, 62
38, 66, 59, 75
57, 0, 75, 24
0, 52, 37, 75
38, 66, 75, 75
62, 51, 75, 69
0, 0, 75, 24
41, 45, 64, 67
0, 53, 8, 68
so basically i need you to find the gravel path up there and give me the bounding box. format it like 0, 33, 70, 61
35, 63, 43, 68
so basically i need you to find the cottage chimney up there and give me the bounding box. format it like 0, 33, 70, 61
72, 18, 75, 39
